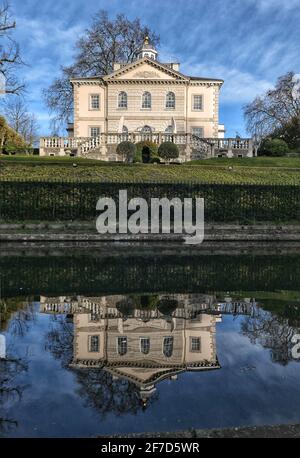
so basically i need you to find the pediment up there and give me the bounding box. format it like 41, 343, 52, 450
104, 58, 188, 82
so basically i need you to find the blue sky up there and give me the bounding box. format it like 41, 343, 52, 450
7, 0, 300, 136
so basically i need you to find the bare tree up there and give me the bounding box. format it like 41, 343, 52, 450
3, 97, 39, 145
43, 10, 160, 128
244, 72, 300, 147
0, 2, 24, 95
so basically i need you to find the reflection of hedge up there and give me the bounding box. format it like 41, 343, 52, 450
1, 179, 300, 223
1, 253, 300, 298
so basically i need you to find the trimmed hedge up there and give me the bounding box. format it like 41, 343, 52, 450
0, 179, 299, 223
116, 141, 136, 163
134, 141, 159, 163
158, 141, 179, 160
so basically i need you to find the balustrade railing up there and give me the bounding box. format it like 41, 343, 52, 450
40, 133, 253, 158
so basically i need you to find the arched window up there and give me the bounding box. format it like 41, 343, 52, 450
163, 336, 174, 358
122, 126, 128, 133
165, 125, 173, 133
166, 92, 175, 109
118, 91, 127, 109
141, 125, 152, 133
142, 91, 151, 109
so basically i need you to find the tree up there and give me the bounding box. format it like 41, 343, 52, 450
43, 10, 159, 128
116, 140, 136, 163
244, 72, 300, 149
272, 116, 300, 151
0, 2, 24, 95
3, 97, 39, 146
258, 138, 289, 157
158, 141, 179, 161
0, 114, 27, 152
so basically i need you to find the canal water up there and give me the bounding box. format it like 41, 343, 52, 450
1, 248, 300, 437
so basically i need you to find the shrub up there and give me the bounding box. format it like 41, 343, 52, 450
116, 141, 136, 163
158, 141, 179, 161
134, 140, 159, 163
258, 138, 289, 157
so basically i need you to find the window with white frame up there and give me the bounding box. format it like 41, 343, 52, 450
142, 91, 151, 109
192, 127, 204, 138
90, 127, 101, 137
193, 94, 203, 111
163, 336, 174, 358
90, 94, 100, 110
118, 91, 128, 109
166, 91, 175, 109
140, 337, 150, 355
165, 125, 173, 133
117, 336, 127, 356
190, 337, 201, 352
88, 335, 100, 352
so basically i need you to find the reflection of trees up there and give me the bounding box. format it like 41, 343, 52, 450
74, 369, 158, 417
0, 358, 28, 435
45, 316, 73, 368
0, 297, 34, 333
8, 306, 36, 337
241, 310, 296, 365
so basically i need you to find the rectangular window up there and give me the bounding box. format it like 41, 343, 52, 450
190, 337, 201, 352
192, 127, 204, 138
140, 337, 150, 355
90, 127, 101, 137
193, 95, 203, 111
117, 336, 127, 356
90, 94, 100, 110
88, 335, 100, 352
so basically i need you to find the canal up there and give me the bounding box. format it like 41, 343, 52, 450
1, 246, 300, 437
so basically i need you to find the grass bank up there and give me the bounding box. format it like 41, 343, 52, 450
1, 157, 300, 184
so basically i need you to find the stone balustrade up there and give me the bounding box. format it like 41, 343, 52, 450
40, 133, 253, 160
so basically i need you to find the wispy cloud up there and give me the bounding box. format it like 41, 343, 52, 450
6, 0, 300, 136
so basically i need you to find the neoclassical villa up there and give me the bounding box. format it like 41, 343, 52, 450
40, 38, 253, 161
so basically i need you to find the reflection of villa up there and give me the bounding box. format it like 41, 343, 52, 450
71, 311, 220, 401
40, 294, 257, 400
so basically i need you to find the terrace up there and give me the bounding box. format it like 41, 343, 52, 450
39, 133, 254, 161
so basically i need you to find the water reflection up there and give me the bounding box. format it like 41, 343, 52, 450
1, 251, 300, 436
40, 294, 258, 404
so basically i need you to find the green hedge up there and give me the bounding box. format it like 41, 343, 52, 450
134, 141, 159, 163
0, 179, 299, 223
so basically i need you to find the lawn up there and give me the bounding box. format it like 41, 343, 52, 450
1, 155, 300, 184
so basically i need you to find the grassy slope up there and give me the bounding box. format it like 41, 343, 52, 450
1, 155, 300, 184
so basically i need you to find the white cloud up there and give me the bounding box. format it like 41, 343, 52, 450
182, 63, 272, 103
